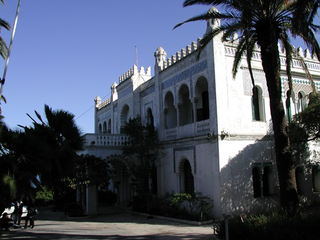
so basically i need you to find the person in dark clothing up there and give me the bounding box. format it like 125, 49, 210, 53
1, 213, 14, 231
13, 200, 23, 226
17, 201, 23, 226
24, 202, 36, 229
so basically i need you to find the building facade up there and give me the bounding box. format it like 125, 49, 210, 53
82, 18, 320, 217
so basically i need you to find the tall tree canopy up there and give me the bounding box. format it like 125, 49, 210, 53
175, 0, 320, 213
122, 116, 160, 208
0, 105, 84, 208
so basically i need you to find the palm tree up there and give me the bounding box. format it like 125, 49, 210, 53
20, 105, 84, 204
0, 0, 10, 59
175, 0, 320, 213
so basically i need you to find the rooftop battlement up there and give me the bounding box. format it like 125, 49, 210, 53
223, 34, 320, 72
119, 65, 151, 83
157, 38, 202, 72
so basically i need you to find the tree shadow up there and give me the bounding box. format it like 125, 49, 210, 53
220, 135, 280, 215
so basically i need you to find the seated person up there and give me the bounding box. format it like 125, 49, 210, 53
1, 213, 14, 231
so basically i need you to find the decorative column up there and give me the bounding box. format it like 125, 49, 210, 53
86, 185, 98, 215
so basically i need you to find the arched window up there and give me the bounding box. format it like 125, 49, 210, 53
178, 84, 193, 126
103, 121, 107, 133
179, 159, 194, 194
120, 105, 130, 134
312, 167, 320, 192
146, 108, 154, 127
164, 91, 177, 129
108, 119, 111, 133
286, 91, 292, 123
98, 123, 102, 134
195, 77, 209, 121
297, 92, 307, 113
252, 86, 264, 121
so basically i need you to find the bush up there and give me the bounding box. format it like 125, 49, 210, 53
35, 186, 54, 206
217, 208, 320, 240
129, 191, 213, 222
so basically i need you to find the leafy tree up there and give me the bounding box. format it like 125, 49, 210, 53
0, 105, 85, 211
0, 119, 39, 212
64, 154, 113, 208
18, 104, 84, 205
175, 0, 320, 213
122, 116, 160, 211
288, 93, 320, 163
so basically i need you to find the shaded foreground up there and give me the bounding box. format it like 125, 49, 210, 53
0, 206, 214, 240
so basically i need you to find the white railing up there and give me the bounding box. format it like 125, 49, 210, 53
84, 134, 130, 147
196, 119, 210, 134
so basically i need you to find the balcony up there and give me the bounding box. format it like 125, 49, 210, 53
164, 119, 210, 140
84, 134, 130, 147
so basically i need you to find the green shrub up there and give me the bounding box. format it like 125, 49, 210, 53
217, 208, 320, 240
35, 186, 54, 205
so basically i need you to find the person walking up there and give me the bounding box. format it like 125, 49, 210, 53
13, 200, 19, 225
24, 201, 36, 229
17, 200, 23, 226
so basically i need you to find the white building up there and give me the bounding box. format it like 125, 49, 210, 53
82, 18, 320, 217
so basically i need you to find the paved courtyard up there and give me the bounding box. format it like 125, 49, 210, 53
0, 206, 215, 239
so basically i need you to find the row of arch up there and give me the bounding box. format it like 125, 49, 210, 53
164, 77, 209, 129
98, 105, 155, 134
251, 85, 311, 122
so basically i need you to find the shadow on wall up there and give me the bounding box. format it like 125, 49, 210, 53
220, 135, 280, 216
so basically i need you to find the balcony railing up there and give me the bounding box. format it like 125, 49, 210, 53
84, 134, 130, 147
164, 119, 210, 140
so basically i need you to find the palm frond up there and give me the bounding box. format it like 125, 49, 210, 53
183, 0, 225, 7
297, 53, 318, 94
281, 34, 294, 97
174, 9, 232, 29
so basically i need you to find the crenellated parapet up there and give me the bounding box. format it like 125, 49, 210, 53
119, 65, 152, 83
157, 38, 203, 72
224, 37, 320, 72
96, 97, 111, 110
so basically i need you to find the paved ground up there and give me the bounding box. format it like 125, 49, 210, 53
0, 206, 215, 240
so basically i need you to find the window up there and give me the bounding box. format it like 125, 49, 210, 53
195, 77, 209, 121
103, 121, 107, 133
146, 108, 154, 127
179, 159, 194, 194
252, 163, 272, 198
98, 124, 102, 134
164, 91, 177, 129
252, 86, 264, 121
297, 92, 307, 113
285, 91, 292, 123
120, 105, 130, 134
178, 84, 193, 126
107, 119, 111, 133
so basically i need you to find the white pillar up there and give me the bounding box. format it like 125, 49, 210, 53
86, 185, 98, 215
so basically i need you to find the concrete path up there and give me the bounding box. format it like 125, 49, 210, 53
0, 206, 215, 239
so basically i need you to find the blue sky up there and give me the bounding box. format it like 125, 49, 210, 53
0, 1, 318, 134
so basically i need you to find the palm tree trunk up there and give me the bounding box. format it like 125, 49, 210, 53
259, 28, 299, 214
